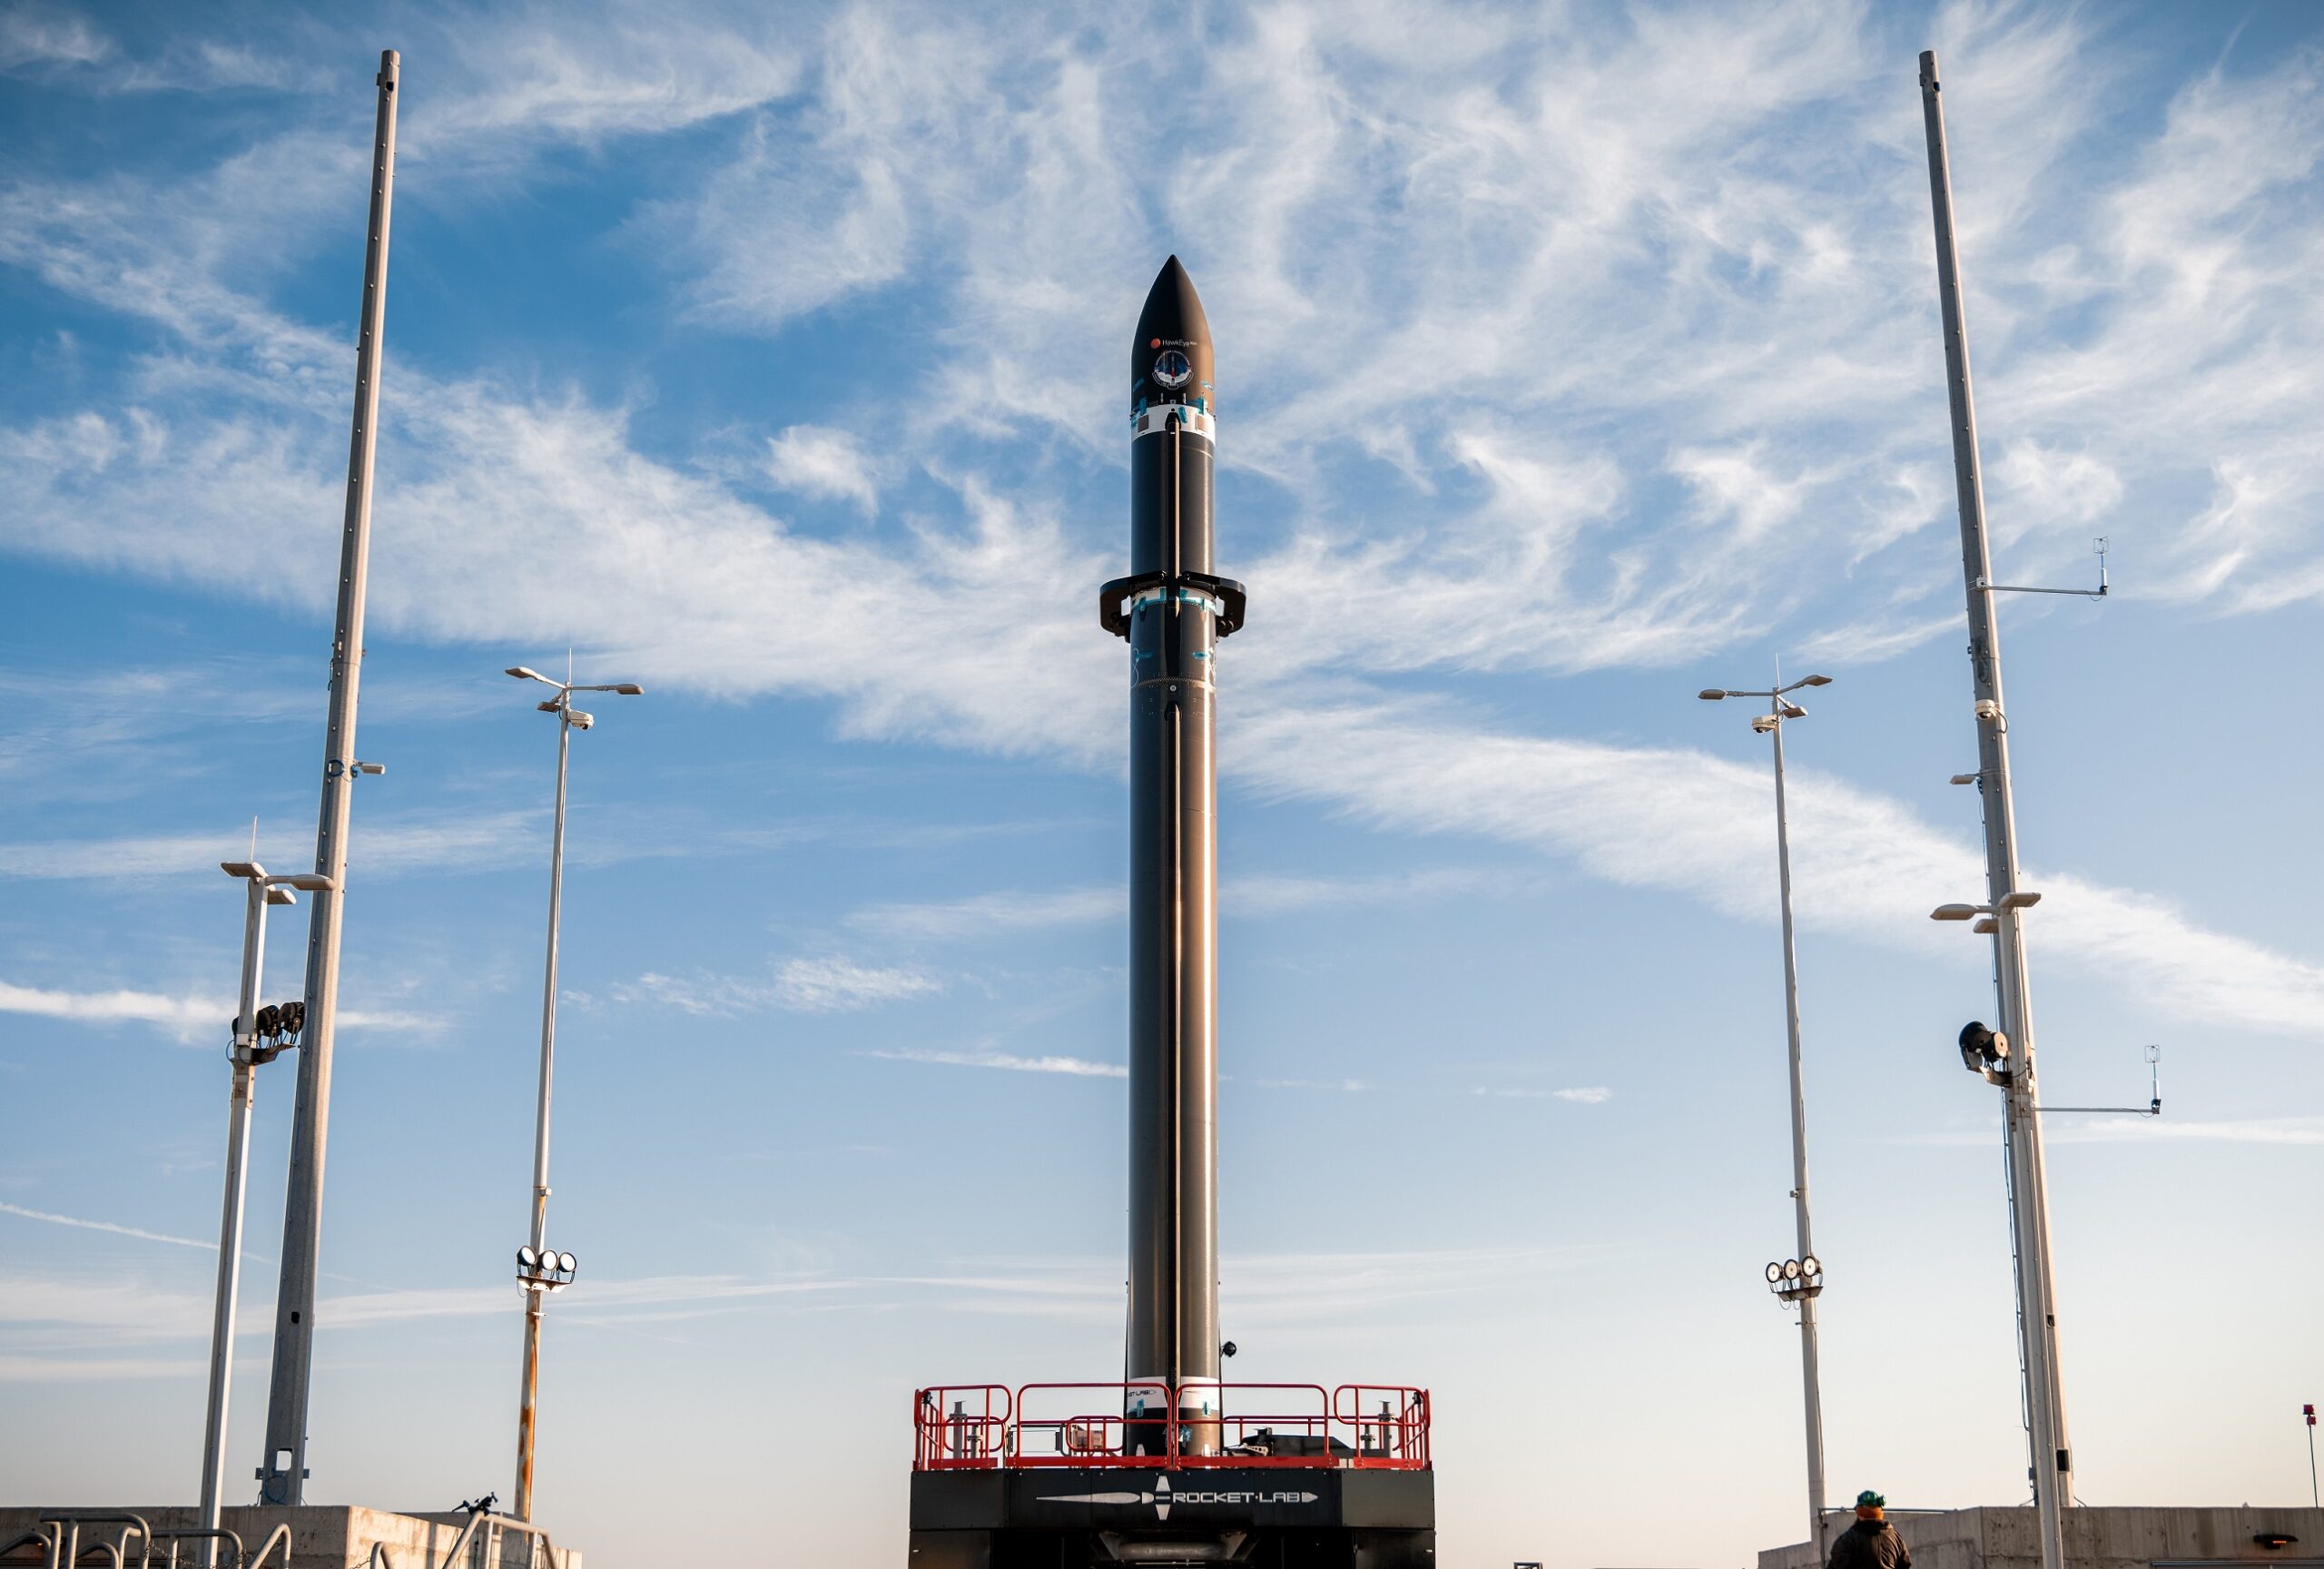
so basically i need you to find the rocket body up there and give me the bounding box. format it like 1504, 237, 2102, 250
1107, 258, 1242, 1453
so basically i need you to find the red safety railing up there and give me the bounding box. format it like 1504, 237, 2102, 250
911, 1381, 1429, 1471
1335, 1385, 1430, 1468
914, 1385, 1011, 1470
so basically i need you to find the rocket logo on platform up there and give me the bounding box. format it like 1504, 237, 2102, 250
1037, 1475, 1320, 1520
1152, 350, 1192, 390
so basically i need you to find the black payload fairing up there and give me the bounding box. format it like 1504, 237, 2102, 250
1104, 256, 1246, 1450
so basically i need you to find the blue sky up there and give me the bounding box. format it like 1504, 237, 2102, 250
3, 0, 2322, 1563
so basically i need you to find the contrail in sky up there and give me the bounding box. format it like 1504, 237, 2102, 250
0, 1199, 217, 1250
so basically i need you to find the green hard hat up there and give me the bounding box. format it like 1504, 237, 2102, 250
1856, 1490, 1886, 1508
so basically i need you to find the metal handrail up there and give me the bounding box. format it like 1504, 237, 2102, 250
244, 1526, 291, 1569
145, 1530, 239, 1569
430, 1511, 562, 1569
37, 1515, 153, 1569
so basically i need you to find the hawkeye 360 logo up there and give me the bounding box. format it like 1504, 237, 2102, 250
1039, 1475, 1319, 1521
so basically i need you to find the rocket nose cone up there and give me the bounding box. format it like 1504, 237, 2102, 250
1132, 255, 1214, 417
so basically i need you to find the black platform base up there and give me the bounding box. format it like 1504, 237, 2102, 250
908, 1466, 1435, 1568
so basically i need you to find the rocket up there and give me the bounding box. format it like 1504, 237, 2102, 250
1100, 257, 1246, 1456
906, 259, 1434, 1569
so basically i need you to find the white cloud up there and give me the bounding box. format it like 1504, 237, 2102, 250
849, 884, 1120, 941
4, 1, 2323, 1062
0, 979, 220, 1036
857, 1046, 1125, 1078
1230, 697, 2324, 1039
0, 979, 438, 1044
849, 867, 1511, 942
0, 5, 110, 72
1552, 1086, 1614, 1104
775, 955, 941, 1011
764, 424, 881, 512
0, 1200, 218, 1251
615, 957, 941, 1016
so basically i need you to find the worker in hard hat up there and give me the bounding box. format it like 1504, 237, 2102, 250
1827, 1491, 1911, 1569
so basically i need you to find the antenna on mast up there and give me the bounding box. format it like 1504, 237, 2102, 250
1976, 536, 2111, 599
2039, 1044, 2163, 1118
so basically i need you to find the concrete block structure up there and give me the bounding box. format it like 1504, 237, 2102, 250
0, 1504, 581, 1567
1760, 1507, 2324, 1569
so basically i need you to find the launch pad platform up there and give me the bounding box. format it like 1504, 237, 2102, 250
907, 1382, 1435, 1568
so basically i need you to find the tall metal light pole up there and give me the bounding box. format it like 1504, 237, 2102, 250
205, 863, 330, 1561
1700, 672, 1834, 1559
261, 48, 400, 1505
503, 663, 643, 1521
1920, 49, 2075, 1569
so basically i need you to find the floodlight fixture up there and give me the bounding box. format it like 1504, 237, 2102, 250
1801, 1255, 1821, 1277
221, 861, 262, 880
1950, 773, 1981, 786
1797, 675, 1834, 688
1931, 903, 1984, 922
507, 666, 551, 684
1778, 700, 1807, 719
281, 874, 337, 893
517, 1246, 539, 1271
1766, 1262, 1786, 1285
613, 684, 645, 696
1783, 1258, 1802, 1281
1998, 890, 2043, 911
1973, 917, 1997, 934
355, 761, 386, 776
1699, 689, 1727, 701
265, 886, 297, 906
537, 699, 560, 714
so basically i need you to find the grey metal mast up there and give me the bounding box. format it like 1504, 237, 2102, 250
1768, 689, 1827, 1558
202, 868, 277, 1559
502, 665, 644, 1520
1919, 50, 2074, 1569
259, 47, 400, 1505
1102, 258, 1246, 1457
1699, 673, 1833, 1558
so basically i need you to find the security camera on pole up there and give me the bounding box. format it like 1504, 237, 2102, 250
504, 661, 643, 1522
1699, 671, 1835, 1561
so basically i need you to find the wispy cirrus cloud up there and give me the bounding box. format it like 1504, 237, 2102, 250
614, 956, 941, 1016
4, 3, 2323, 1058
0, 979, 438, 1044
856, 1045, 1124, 1078
849, 866, 1515, 942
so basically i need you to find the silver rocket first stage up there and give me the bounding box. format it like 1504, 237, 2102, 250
1102, 257, 1246, 1454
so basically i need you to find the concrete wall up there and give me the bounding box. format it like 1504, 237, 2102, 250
0, 1504, 581, 1569
1759, 1507, 2324, 1569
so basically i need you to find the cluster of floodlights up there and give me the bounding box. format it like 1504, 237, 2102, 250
239, 1000, 308, 1063
1764, 1256, 1824, 1301
516, 1246, 577, 1288
1958, 1020, 2014, 1086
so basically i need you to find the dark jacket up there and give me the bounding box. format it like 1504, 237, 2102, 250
1827, 1517, 1911, 1569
